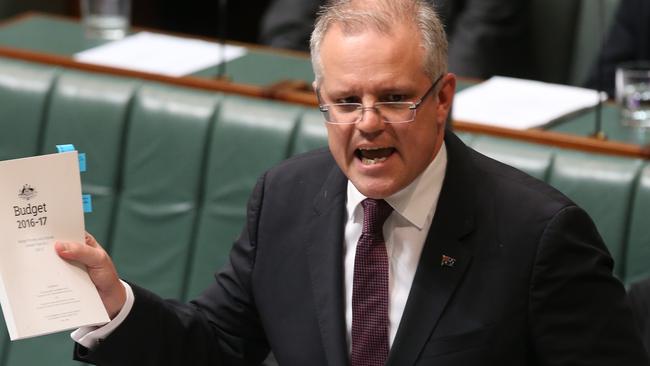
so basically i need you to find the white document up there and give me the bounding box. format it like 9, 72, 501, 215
0, 152, 109, 340
452, 76, 604, 129
74, 31, 247, 77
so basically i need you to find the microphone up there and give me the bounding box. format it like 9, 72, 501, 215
593, 0, 607, 140
217, 0, 228, 80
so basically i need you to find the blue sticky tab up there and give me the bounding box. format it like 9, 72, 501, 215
82, 194, 92, 213
78, 153, 87, 172
56, 144, 75, 153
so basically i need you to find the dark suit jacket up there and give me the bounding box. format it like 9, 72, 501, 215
259, 0, 531, 79
586, 0, 650, 96
76, 132, 648, 365
629, 277, 650, 354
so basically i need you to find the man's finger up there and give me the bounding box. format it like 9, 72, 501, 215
55, 241, 106, 268
54, 239, 126, 318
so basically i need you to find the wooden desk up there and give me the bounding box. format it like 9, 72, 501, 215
0, 12, 316, 104
1, 12, 649, 158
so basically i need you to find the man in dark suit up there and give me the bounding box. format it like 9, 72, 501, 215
260, 0, 531, 79
586, 0, 650, 96
57, 0, 648, 365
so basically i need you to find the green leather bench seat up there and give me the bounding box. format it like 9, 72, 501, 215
184, 96, 304, 300
41, 71, 139, 245
0, 56, 649, 366
110, 85, 220, 299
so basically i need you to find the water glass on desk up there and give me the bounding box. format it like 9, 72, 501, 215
616, 61, 650, 127
80, 0, 130, 40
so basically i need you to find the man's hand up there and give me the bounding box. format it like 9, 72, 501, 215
55, 233, 126, 319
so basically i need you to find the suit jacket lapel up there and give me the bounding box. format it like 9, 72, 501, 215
306, 164, 350, 366
387, 132, 478, 366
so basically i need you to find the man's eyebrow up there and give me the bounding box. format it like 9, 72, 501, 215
321, 87, 361, 98
326, 84, 414, 95
319, 82, 421, 101
376, 86, 414, 94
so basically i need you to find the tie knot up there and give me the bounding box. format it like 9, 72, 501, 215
361, 198, 393, 235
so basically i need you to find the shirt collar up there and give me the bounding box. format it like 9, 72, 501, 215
346, 142, 448, 229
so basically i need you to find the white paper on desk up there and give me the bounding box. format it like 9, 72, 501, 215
452, 76, 603, 129
0, 152, 109, 340
74, 31, 247, 77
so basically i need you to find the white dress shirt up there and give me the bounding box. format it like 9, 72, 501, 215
72, 143, 448, 352
343, 143, 447, 352
71, 279, 134, 348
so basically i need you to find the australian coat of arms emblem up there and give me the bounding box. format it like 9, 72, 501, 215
18, 184, 37, 201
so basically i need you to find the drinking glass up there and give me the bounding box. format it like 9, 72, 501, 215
80, 0, 131, 40
616, 61, 650, 127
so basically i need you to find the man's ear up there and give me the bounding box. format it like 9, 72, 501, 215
436, 73, 456, 125
312, 80, 318, 93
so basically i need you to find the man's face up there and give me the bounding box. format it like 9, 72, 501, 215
317, 23, 455, 199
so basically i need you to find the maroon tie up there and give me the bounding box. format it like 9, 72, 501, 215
351, 198, 393, 366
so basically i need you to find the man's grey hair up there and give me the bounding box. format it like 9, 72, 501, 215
309, 0, 448, 83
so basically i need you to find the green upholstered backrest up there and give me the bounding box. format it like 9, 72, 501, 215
109, 84, 220, 299
624, 163, 650, 285
41, 70, 138, 245
290, 108, 328, 156
0, 58, 58, 160
548, 152, 643, 277
469, 135, 553, 180
184, 95, 303, 300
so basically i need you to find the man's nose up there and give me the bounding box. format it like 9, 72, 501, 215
356, 106, 385, 134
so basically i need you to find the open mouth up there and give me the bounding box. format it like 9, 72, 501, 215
356, 147, 395, 165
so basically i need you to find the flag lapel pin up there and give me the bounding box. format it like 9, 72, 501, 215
441, 254, 456, 268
